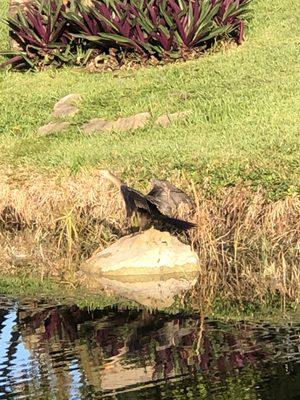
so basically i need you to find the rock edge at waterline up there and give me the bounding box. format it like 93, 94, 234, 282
81, 228, 199, 278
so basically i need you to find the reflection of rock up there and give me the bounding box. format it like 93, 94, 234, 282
14, 302, 270, 396
81, 228, 199, 308
96, 276, 198, 308
101, 364, 154, 391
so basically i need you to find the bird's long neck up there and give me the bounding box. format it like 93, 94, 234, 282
104, 172, 123, 188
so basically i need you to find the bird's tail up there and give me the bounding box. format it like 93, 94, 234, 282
160, 215, 196, 230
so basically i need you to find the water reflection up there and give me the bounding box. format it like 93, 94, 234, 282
0, 296, 299, 399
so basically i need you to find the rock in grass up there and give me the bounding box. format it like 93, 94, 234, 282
112, 112, 151, 132
53, 103, 79, 118
82, 118, 114, 134
155, 111, 191, 128
52, 93, 82, 118
82, 112, 150, 134
11, 251, 31, 267
81, 228, 199, 308
38, 121, 70, 136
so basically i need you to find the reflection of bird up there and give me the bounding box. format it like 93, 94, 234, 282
99, 170, 196, 231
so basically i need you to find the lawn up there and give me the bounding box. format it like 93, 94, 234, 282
0, 0, 299, 198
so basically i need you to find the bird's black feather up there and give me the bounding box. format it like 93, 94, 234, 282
119, 182, 195, 231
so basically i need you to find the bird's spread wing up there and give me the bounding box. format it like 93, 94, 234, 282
147, 182, 174, 215
147, 183, 163, 198
121, 184, 196, 230
159, 214, 196, 230
120, 185, 151, 217
146, 186, 166, 211
150, 179, 193, 206
147, 183, 173, 215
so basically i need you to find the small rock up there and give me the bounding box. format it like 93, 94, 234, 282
82, 118, 114, 134
52, 103, 79, 118
11, 251, 31, 267
52, 93, 82, 118
155, 111, 191, 128
82, 112, 150, 134
112, 112, 150, 132
54, 93, 82, 106
38, 121, 70, 136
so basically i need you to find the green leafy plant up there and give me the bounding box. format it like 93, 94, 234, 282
0, 0, 252, 69
0, 0, 83, 69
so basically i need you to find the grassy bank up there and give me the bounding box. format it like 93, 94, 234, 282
0, 172, 299, 305
0, 0, 299, 198
0, 274, 139, 309
0, 0, 299, 308
0, 274, 298, 321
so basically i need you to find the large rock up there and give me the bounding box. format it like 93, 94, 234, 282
82, 228, 199, 276
81, 228, 199, 308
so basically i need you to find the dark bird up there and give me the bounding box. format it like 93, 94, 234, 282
99, 170, 196, 231
147, 178, 194, 216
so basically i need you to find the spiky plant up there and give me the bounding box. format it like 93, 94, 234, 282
0, 0, 82, 69
1, 0, 252, 69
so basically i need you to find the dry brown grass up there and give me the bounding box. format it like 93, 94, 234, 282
0, 168, 299, 305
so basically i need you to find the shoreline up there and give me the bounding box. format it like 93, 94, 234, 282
1, 169, 299, 309
0, 274, 298, 322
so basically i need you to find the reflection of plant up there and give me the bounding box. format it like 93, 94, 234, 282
1, 0, 252, 69
16, 303, 300, 399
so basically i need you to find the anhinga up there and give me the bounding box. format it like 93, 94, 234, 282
100, 170, 196, 231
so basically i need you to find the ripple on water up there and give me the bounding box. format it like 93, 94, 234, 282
0, 296, 299, 399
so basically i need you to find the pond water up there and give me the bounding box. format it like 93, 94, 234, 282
0, 296, 299, 400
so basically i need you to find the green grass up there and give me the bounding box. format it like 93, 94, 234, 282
0, 274, 140, 309
0, 0, 299, 198
0, 1, 9, 52
1, 274, 298, 319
